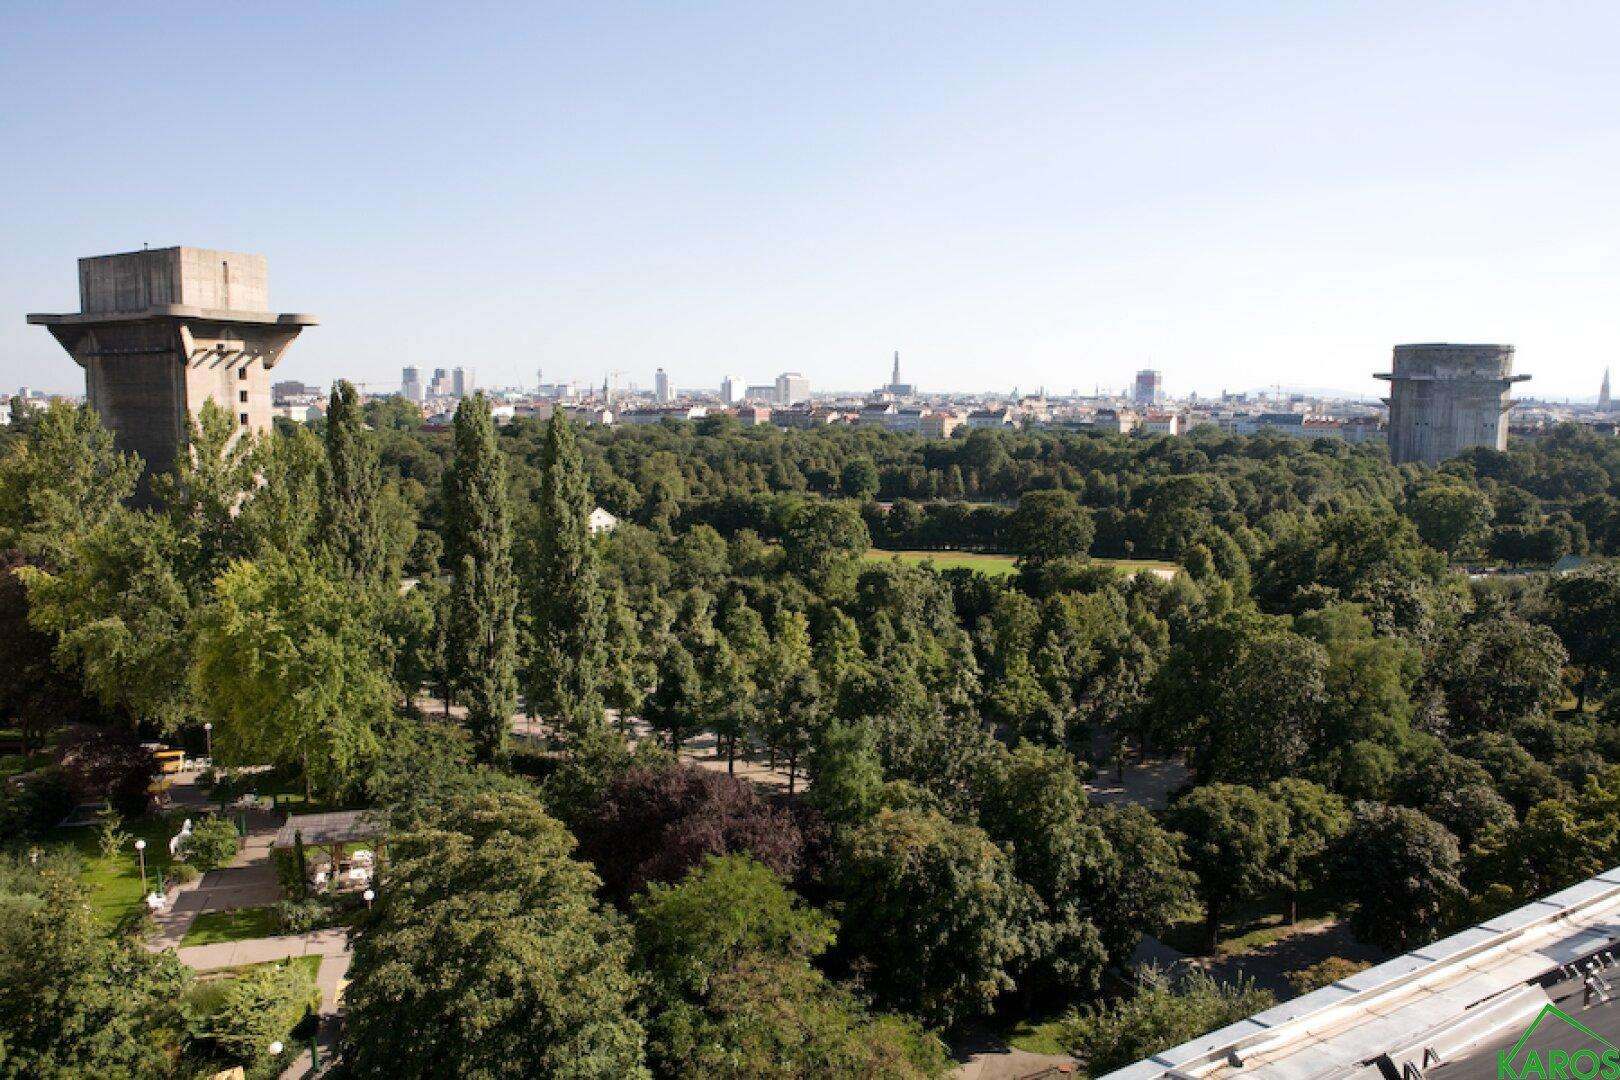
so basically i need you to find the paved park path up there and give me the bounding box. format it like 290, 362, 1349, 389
146, 771, 349, 1077
149, 771, 285, 949
177, 928, 350, 1005
414, 694, 810, 793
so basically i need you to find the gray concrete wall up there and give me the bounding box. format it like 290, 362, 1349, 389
1383, 344, 1517, 466
79, 247, 269, 315
67, 321, 278, 479
42, 315, 301, 485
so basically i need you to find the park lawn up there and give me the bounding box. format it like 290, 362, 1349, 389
183, 905, 282, 946
219, 954, 322, 982
1161, 897, 1336, 958
1097, 557, 1182, 574
863, 549, 1179, 577
0, 726, 51, 779
212, 769, 352, 816
863, 549, 1020, 575
52, 813, 182, 926
1005, 1015, 1072, 1055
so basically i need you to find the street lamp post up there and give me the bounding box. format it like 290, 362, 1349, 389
134, 838, 147, 895
363, 887, 375, 912
203, 721, 212, 761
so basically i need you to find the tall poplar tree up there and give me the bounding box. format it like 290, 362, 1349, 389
525, 411, 605, 735
320, 380, 388, 583
443, 394, 518, 762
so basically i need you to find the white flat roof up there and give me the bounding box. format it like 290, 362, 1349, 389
1100, 868, 1620, 1080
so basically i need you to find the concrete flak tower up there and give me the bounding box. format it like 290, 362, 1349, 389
28, 246, 316, 486
1375, 343, 1528, 466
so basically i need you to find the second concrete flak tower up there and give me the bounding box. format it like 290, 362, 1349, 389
28, 246, 316, 492
1376, 344, 1528, 467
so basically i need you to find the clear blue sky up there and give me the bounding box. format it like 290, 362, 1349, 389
3, 2, 1616, 399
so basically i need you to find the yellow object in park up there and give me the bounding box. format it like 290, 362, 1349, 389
151, 749, 187, 774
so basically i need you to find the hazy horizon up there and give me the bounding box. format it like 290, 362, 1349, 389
4, 2, 1616, 400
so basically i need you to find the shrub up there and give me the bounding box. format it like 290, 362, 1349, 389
270, 847, 305, 895
1058, 966, 1274, 1075
95, 808, 129, 859
0, 846, 82, 897
114, 905, 159, 941
275, 898, 331, 935
169, 862, 201, 886
184, 958, 319, 1075
1285, 956, 1371, 997
183, 816, 240, 872
0, 766, 74, 838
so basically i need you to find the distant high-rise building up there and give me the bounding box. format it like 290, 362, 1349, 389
1133, 369, 1163, 406
775, 372, 810, 406
430, 368, 451, 396
1376, 344, 1529, 466
452, 366, 473, 397
655, 368, 673, 404
402, 366, 423, 402
720, 375, 741, 405
1601, 368, 1614, 413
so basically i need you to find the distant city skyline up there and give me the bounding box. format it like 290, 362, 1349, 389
3, 3, 1618, 398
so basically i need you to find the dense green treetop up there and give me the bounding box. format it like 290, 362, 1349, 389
442, 394, 519, 762
343, 791, 649, 1079
524, 411, 606, 734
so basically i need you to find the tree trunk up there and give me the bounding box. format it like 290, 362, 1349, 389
1204, 897, 1222, 955
1578, 672, 1590, 714
788, 748, 799, 794
1286, 892, 1298, 926
726, 734, 736, 774
302, 750, 313, 802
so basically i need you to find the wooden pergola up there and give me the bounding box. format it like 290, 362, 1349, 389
272, 810, 385, 892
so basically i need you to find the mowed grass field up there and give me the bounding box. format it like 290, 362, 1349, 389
862, 550, 1178, 577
